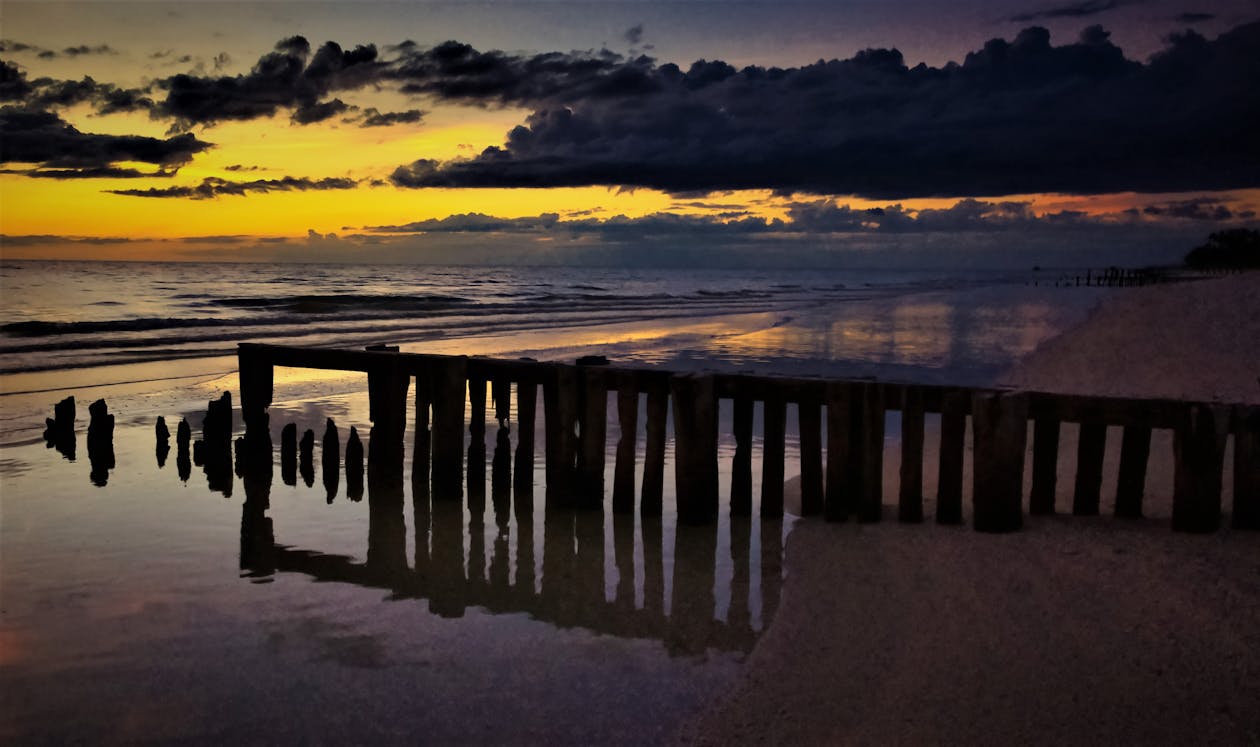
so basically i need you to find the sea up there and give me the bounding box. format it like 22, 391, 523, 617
0, 259, 1112, 743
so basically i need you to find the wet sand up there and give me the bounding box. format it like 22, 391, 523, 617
681, 273, 1260, 745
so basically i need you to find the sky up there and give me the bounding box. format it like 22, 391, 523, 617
1, 0, 1257, 267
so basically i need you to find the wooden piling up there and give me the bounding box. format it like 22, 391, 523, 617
413, 363, 432, 487
492, 378, 511, 427
514, 381, 537, 490
641, 384, 667, 516
468, 375, 487, 441
1029, 416, 1060, 515
936, 390, 967, 524
671, 374, 718, 525
1073, 417, 1107, 516
898, 386, 925, 523
237, 347, 273, 430
799, 401, 824, 516
1232, 405, 1260, 530
430, 356, 467, 497
1114, 424, 1152, 518
544, 366, 578, 507
731, 397, 754, 517
824, 383, 854, 522
761, 396, 787, 519
612, 386, 638, 514
971, 391, 1028, 533
576, 367, 607, 509
1172, 403, 1229, 533
857, 383, 884, 523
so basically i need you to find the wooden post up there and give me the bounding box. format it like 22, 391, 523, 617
1073, 416, 1107, 516
825, 382, 854, 522
799, 401, 823, 516
971, 391, 1028, 533
857, 383, 884, 523
468, 375, 487, 443
761, 395, 787, 519
492, 378, 511, 428
514, 381, 537, 490
641, 383, 668, 516
671, 374, 718, 525
936, 390, 967, 524
1173, 403, 1230, 533
544, 365, 578, 508
1114, 424, 1152, 518
1029, 416, 1060, 515
430, 356, 467, 497
237, 346, 273, 431
366, 349, 410, 487
731, 396, 754, 516
898, 386, 925, 523
1233, 405, 1260, 530
413, 363, 432, 488
576, 367, 607, 509
612, 386, 638, 514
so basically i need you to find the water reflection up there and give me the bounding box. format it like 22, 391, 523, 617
233, 419, 783, 656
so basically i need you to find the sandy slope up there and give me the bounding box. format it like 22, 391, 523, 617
680, 274, 1260, 745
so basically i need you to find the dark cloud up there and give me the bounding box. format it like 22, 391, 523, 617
1, 60, 33, 100
107, 175, 358, 199
60, 44, 117, 57
6, 166, 157, 179
624, 25, 644, 45
0, 106, 210, 176
393, 22, 1260, 198
23, 75, 154, 114
1141, 197, 1255, 220
1008, 0, 1124, 23
224, 163, 262, 172
2, 42, 117, 59
154, 36, 383, 131
357, 107, 424, 127
0, 40, 46, 55
1175, 12, 1215, 23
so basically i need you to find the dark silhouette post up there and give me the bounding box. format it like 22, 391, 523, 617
760, 395, 786, 519
640, 383, 668, 516
936, 390, 967, 524
431, 356, 467, 499
345, 426, 364, 501
1073, 413, 1107, 516
576, 366, 608, 509
43, 395, 76, 460
86, 398, 115, 487
825, 383, 854, 522
298, 428, 315, 487
799, 400, 824, 516
1234, 405, 1260, 530
280, 422, 297, 486
237, 346, 273, 433
1172, 404, 1229, 532
612, 386, 638, 514
731, 396, 754, 516
544, 365, 578, 508
514, 380, 538, 493
1115, 424, 1152, 518
1029, 415, 1060, 515
155, 416, 170, 468
971, 391, 1028, 533
672, 373, 719, 525
322, 418, 340, 502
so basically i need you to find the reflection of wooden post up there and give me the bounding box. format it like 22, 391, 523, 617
641, 383, 668, 516
971, 391, 1028, 533
799, 401, 823, 516
431, 357, 467, 497
857, 383, 884, 523
936, 391, 967, 524
672, 374, 718, 525
613, 387, 638, 514
898, 386, 924, 523
1029, 416, 1060, 515
1073, 414, 1107, 516
577, 367, 607, 509
1234, 405, 1260, 530
1114, 424, 1151, 518
544, 366, 578, 508
761, 395, 786, 519
641, 516, 664, 617
1173, 404, 1229, 533
514, 381, 537, 490
825, 383, 853, 522
731, 397, 754, 516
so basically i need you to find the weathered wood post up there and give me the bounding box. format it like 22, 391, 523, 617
514, 379, 538, 491
936, 390, 967, 524
544, 365, 579, 507
1233, 405, 1260, 530
671, 373, 719, 525
825, 382, 854, 522
492, 378, 511, 429
971, 391, 1028, 533
612, 383, 639, 514
799, 400, 824, 516
468, 373, 487, 443
576, 366, 608, 509
1114, 424, 1152, 518
366, 345, 410, 489
467, 374, 487, 501
431, 356, 467, 498
731, 396, 754, 516
1172, 403, 1230, 532
760, 395, 787, 519
1029, 415, 1060, 515
898, 386, 925, 523
237, 344, 273, 433
857, 382, 885, 523
413, 361, 432, 488
1073, 411, 1107, 516
641, 381, 668, 516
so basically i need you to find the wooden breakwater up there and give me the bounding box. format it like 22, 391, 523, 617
238, 343, 1259, 533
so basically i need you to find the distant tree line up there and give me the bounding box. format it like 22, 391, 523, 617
1184, 228, 1260, 269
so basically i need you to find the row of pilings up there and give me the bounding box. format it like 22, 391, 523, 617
236, 343, 1260, 534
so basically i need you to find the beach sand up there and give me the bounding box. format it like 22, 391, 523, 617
680, 273, 1260, 745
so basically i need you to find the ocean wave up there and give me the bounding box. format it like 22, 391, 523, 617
206, 293, 472, 313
